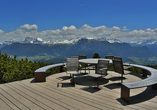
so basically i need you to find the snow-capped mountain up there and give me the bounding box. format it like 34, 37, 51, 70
23, 37, 45, 44
2, 37, 46, 45
2, 37, 157, 48
129, 39, 157, 46
52, 37, 81, 44
0, 37, 126, 49
3, 39, 23, 45
107, 38, 122, 43
140, 39, 157, 45
23, 37, 34, 43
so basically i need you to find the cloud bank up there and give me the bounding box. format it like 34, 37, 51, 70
20, 24, 38, 31
0, 30, 4, 34
0, 24, 157, 43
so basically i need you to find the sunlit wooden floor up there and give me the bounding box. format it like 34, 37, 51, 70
1, 70, 157, 110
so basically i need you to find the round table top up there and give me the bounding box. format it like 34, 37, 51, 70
79, 58, 112, 64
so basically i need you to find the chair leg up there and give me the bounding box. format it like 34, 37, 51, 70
85, 66, 86, 73
79, 69, 81, 73
121, 74, 123, 83
70, 74, 72, 78
71, 74, 75, 84
97, 78, 99, 87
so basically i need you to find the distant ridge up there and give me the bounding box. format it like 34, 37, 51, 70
1, 38, 157, 64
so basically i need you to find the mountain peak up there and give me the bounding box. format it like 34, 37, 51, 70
129, 39, 157, 46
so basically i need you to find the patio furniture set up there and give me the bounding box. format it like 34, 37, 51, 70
34, 55, 157, 103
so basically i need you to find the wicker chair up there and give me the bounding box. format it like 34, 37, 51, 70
66, 58, 79, 84
88, 60, 109, 88
78, 55, 88, 74
105, 55, 114, 60
114, 56, 132, 70
113, 59, 131, 83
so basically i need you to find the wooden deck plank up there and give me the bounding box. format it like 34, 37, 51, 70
9, 82, 74, 110
33, 72, 149, 110
1, 70, 157, 110
0, 88, 21, 110
0, 85, 30, 110
0, 97, 13, 110
1, 84, 44, 110
19, 82, 100, 110
43, 83, 130, 109
5, 83, 56, 110
19, 80, 110, 110
37, 71, 157, 110
46, 71, 157, 110
45, 79, 150, 110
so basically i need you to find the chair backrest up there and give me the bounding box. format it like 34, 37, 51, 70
105, 55, 114, 60
78, 55, 87, 66
66, 58, 79, 72
97, 60, 109, 75
113, 59, 124, 75
78, 55, 87, 60
114, 56, 122, 61
71, 56, 78, 58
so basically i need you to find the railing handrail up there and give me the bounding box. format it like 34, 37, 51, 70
35, 63, 65, 73
122, 63, 157, 89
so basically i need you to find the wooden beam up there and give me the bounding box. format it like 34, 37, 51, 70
121, 84, 130, 103
34, 72, 46, 82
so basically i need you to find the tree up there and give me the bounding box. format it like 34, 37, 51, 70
93, 53, 100, 58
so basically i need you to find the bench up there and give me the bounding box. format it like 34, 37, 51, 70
34, 63, 65, 82
121, 63, 157, 103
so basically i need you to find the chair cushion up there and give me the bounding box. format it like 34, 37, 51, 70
67, 71, 79, 74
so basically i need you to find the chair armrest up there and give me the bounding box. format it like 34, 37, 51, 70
124, 65, 132, 69
63, 61, 66, 68
123, 62, 132, 69
100, 68, 108, 76
123, 62, 131, 65
99, 68, 108, 71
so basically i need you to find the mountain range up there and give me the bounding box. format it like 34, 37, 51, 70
0, 37, 122, 47
1, 36, 157, 48
1, 38, 157, 65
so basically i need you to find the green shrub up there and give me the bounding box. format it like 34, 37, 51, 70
0, 51, 62, 84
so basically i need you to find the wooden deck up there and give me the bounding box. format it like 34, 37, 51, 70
1, 70, 157, 110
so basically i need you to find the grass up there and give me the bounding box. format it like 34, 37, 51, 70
16, 53, 56, 61
128, 56, 157, 65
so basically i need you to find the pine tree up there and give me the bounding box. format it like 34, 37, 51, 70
93, 53, 100, 58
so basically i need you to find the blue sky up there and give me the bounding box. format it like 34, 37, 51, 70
0, 0, 157, 43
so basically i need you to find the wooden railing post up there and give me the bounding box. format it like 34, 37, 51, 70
34, 72, 46, 82
142, 69, 147, 77
60, 66, 64, 72
121, 84, 130, 103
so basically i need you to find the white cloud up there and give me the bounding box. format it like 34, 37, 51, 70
112, 26, 120, 31
145, 28, 152, 32
0, 30, 4, 34
1, 24, 157, 43
122, 26, 129, 31
153, 28, 157, 33
62, 26, 68, 30
62, 25, 76, 30
20, 24, 38, 31
15, 28, 25, 34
